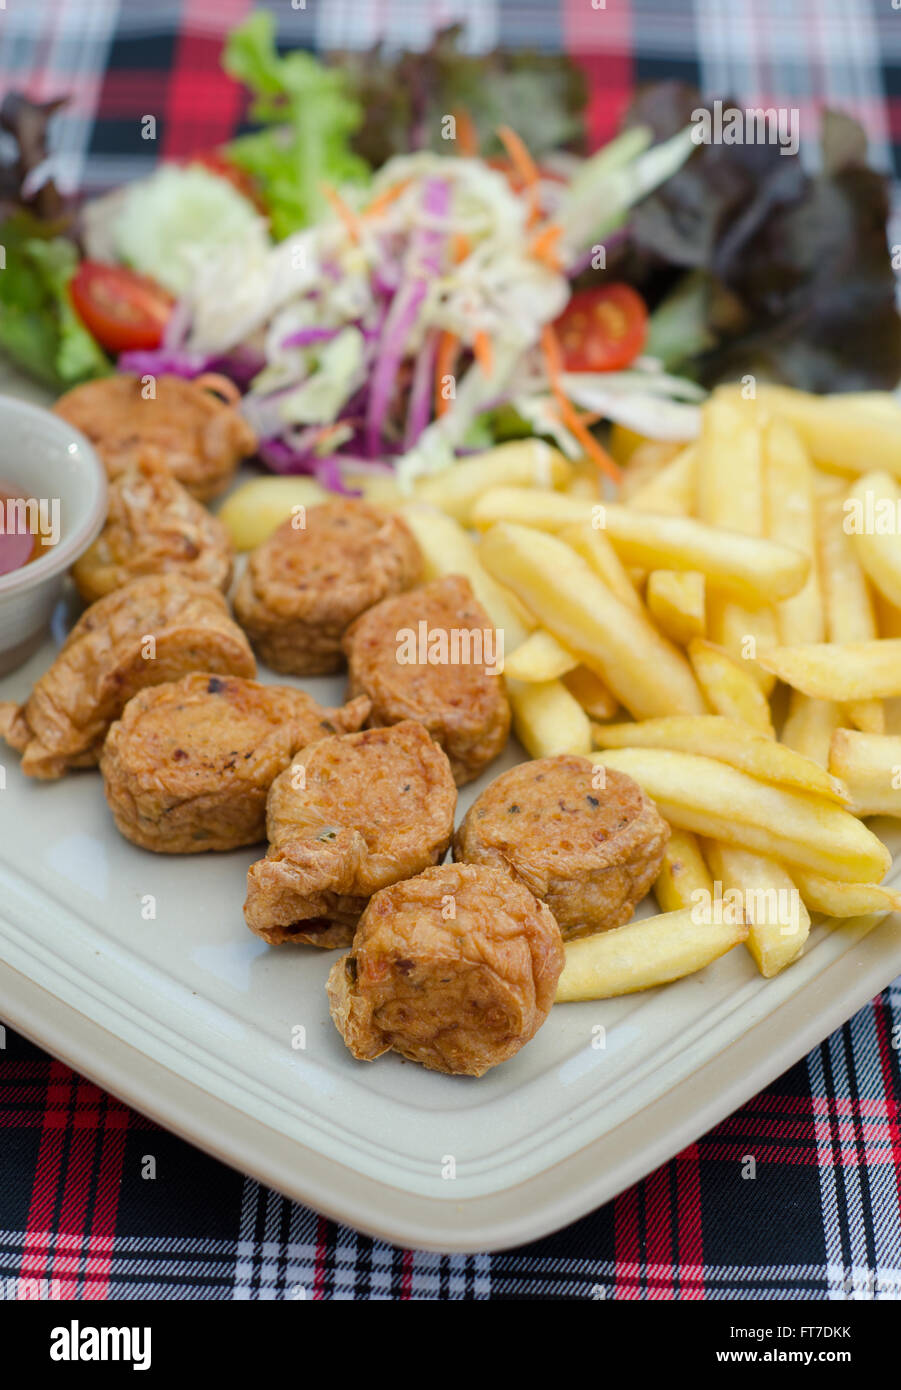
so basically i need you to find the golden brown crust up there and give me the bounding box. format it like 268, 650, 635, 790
234, 499, 422, 675
53, 373, 256, 501
100, 674, 370, 853
326, 861, 564, 1077
244, 721, 456, 948
454, 755, 670, 940
343, 574, 511, 785
72, 458, 234, 602
2, 574, 256, 779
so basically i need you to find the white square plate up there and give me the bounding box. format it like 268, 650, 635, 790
2, 364, 900, 1252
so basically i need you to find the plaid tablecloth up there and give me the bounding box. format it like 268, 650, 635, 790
2, 0, 901, 1300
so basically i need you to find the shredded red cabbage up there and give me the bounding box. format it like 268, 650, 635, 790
280, 326, 340, 349
117, 344, 264, 388
404, 326, 438, 450
364, 178, 450, 456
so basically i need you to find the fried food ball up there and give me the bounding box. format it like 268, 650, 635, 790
326, 861, 564, 1077
0, 574, 255, 779
343, 574, 511, 785
454, 754, 670, 940
71, 457, 233, 603
244, 721, 456, 949
100, 675, 370, 853
234, 498, 422, 676
53, 373, 256, 501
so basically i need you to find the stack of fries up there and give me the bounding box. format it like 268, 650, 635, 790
396, 390, 901, 1001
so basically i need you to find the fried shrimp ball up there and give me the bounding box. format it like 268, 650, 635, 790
100, 675, 370, 853
234, 498, 422, 676
454, 755, 670, 941
244, 721, 456, 949
0, 574, 255, 779
71, 457, 233, 603
53, 373, 256, 501
343, 574, 511, 785
326, 861, 564, 1077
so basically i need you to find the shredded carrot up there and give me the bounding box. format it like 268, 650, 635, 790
321, 182, 363, 243
497, 124, 541, 226
451, 232, 472, 264
363, 178, 411, 220
473, 330, 494, 379
452, 107, 479, 158
528, 223, 563, 271
540, 325, 621, 483
434, 331, 459, 418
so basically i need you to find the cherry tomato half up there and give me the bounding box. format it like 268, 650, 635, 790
553, 284, 648, 373
70, 261, 175, 354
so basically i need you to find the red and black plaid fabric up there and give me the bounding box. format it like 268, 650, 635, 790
2, 0, 901, 1300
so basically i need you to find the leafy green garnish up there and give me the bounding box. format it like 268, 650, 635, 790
222, 12, 370, 240
622, 84, 901, 392
0, 217, 110, 386
333, 25, 587, 168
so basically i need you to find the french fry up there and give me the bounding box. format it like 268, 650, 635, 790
697, 393, 758, 525
398, 503, 533, 650
780, 691, 841, 769
688, 638, 775, 735
471, 490, 810, 606
751, 384, 901, 478
829, 729, 901, 817
764, 418, 824, 646
471, 486, 592, 530
626, 444, 698, 515
594, 507, 808, 607
697, 394, 777, 691
479, 523, 706, 718
874, 589, 901, 639
609, 423, 664, 466
503, 629, 578, 682
791, 867, 901, 919
566, 474, 601, 500
618, 439, 685, 500
646, 570, 706, 645
557, 522, 643, 612
413, 439, 570, 523
758, 641, 901, 702
654, 829, 713, 913
590, 748, 892, 882
217, 476, 329, 550
507, 677, 592, 758
816, 488, 883, 733
345, 473, 406, 508
561, 666, 619, 720
592, 715, 849, 803
846, 471, 901, 610
555, 905, 748, 1001
703, 842, 810, 978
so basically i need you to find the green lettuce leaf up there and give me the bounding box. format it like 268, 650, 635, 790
0, 218, 110, 386
223, 12, 370, 240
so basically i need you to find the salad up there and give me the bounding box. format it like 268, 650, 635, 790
1, 14, 899, 495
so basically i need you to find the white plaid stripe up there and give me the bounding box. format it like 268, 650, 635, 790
848, 1004, 901, 1289
312, 0, 499, 53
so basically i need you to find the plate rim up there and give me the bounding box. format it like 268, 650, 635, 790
3, 909, 900, 1254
